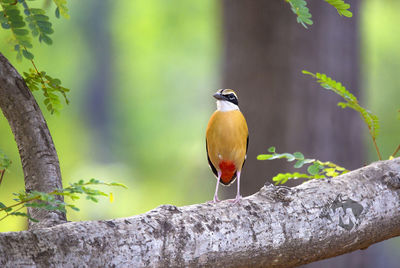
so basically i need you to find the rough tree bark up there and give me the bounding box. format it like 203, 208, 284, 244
0, 158, 399, 267
0, 52, 65, 229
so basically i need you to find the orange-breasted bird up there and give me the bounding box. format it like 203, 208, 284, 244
206, 89, 249, 203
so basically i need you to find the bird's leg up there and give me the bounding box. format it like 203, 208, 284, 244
213, 171, 222, 203
231, 170, 242, 204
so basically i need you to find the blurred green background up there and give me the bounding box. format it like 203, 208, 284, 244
0, 0, 399, 236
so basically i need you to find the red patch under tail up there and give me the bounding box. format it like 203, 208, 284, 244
219, 161, 236, 184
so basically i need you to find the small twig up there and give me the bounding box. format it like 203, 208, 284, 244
0, 196, 40, 212
22, 46, 46, 87
0, 169, 5, 186
368, 127, 382, 160
372, 137, 382, 160
0, 204, 25, 222
392, 144, 400, 158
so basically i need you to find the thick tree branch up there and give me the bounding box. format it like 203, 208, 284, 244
1, 159, 399, 267
0, 52, 65, 229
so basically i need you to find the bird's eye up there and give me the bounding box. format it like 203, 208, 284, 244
228, 95, 235, 100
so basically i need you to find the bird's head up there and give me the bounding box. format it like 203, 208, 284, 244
213, 89, 239, 111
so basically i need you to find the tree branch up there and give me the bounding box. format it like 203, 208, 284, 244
0, 52, 66, 229
0, 159, 399, 267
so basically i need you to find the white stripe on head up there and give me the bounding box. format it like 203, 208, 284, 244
217, 100, 239, 111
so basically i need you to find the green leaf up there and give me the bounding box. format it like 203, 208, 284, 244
67, 204, 79, 211
0, 149, 11, 170
22, 49, 33, 60
109, 182, 128, 189
257, 154, 272, 160
269, 153, 296, 161
28, 215, 39, 222
293, 152, 304, 160
324, 168, 338, 177
52, 0, 69, 19
1, 22, 10, 29
307, 162, 320, 175
10, 211, 28, 217
55, 7, 60, 18
268, 146, 276, 153
294, 159, 305, 168
272, 172, 313, 185
303, 158, 315, 164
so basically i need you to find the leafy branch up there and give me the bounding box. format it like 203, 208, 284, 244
257, 146, 349, 185
0, 0, 70, 114
285, 0, 312, 28
0, 178, 127, 222
285, 0, 352, 29
302, 70, 383, 160
24, 68, 70, 114
21, 0, 54, 45
325, 0, 352, 17
0, 1, 33, 60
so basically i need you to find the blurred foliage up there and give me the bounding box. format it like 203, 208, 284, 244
0, 149, 11, 170
0, 0, 218, 231
258, 146, 348, 185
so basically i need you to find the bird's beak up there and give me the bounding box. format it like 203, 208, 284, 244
213, 92, 225, 100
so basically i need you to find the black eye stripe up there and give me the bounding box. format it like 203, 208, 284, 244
222, 93, 238, 105
223, 93, 236, 99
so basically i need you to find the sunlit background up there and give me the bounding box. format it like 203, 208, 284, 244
0, 2, 399, 260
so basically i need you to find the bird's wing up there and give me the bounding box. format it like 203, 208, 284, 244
246, 135, 249, 154
206, 139, 218, 178
242, 135, 249, 168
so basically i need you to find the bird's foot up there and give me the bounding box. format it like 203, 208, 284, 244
230, 194, 242, 204
213, 195, 221, 203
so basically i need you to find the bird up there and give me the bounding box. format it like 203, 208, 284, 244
206, 89, 248, 203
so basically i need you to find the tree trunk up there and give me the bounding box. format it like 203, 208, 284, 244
0, 159, 399, 267
83, 0, 114, 163
0, 53, 65, 229
221, 0, 362, 194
